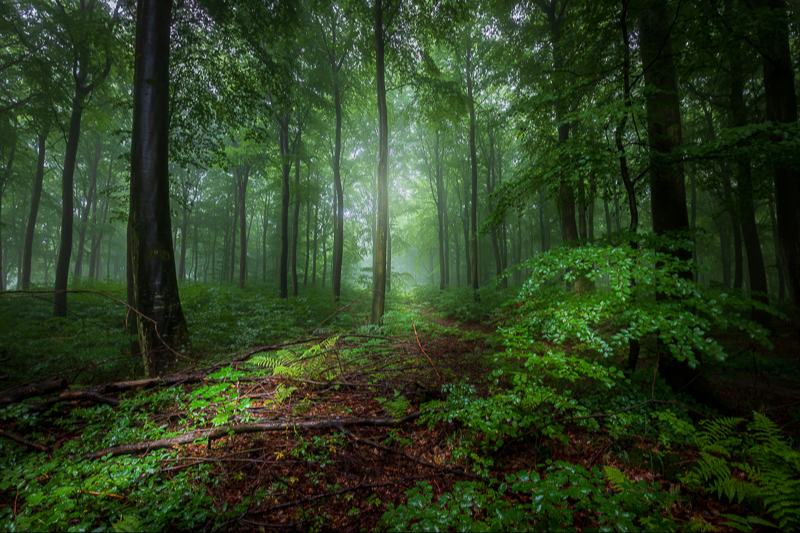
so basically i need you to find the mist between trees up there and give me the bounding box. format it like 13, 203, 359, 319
1, 0, 799, 377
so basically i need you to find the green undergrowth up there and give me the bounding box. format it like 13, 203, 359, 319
1, 237, 797, 531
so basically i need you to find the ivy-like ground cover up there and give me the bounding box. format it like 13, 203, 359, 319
1, 244, 798, 532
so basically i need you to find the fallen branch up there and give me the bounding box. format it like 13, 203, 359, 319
83, 411, 423, 460
96, 373, 205, 394
0, 379, 67, 406
411, 319, 441, 379
334, 424, 486, 482
27, 390, 121, 411
0, 429, 48, 452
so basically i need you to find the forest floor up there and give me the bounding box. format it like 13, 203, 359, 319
0, 283, 798, 531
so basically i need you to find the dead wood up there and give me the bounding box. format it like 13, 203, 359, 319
0, 379, 67, 406
95, 374, 205, 394
0, 429, 48, 452
26, 390, 121, 411
83, 411, 423, 460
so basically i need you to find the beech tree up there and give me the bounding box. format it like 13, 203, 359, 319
129, 0, 189, 376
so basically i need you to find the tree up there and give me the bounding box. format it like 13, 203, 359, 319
371, 0, 390, 323
50, 0, 118, 317
638, 0, 716, 405
129, 0, 189, 376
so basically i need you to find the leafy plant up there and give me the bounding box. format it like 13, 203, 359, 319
683, 412, 799, 530
380, 462, 678, 531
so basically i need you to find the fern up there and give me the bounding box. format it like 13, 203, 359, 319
247, 336, 340, 380
684, 412, 798, 530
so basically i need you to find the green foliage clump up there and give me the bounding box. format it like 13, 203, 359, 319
380, 462, 677, 532
248, 335, 339, 379
509, 234, 779, 369
683, 412, 800, 530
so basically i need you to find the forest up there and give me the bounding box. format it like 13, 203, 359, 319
1, 0, 799, 530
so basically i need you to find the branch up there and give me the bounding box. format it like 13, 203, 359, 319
83, 411, 424, 460
0, 429, 48, 452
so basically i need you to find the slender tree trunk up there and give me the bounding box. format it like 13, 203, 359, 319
387, 223, 392, 293
332, 83, 344, 302
322, 209, 328, 287
466, 47, 479, 299
435, 131, 446, 290
753, 0, 800, 331
371, 0, 389, 324
540, 188, 548, 253
279, 118, 291, 299
312, 202, 318, 286
0, 143, 14, 291
238, 164, 249, 290
723, 178, 744, 289
719, 198, 732, 288
193, 223, 198, 281
53, 96, 86, 317
74, 143, 100, 280
129, 0, 189, 376
487, 132, 503, 283
229, 179, 237, 283
728, 30, 769, 325
304, 196, 310, 287
291, 150, 301, 296
768, 195, 785, 300
454, 213, 461, 286
262, 191, 270, 282
22, 127, 48, 289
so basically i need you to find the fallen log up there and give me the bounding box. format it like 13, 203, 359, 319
0, 429, 48, 452
83, 411, 423, 460
96, 374, 205, 394
26, 390, 121, 411
0, 379, 67, 406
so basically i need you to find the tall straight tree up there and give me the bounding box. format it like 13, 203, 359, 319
371, 0, 390, 324
751, 0, 800, 333
52, 1, 115, 317
22, 124, 49, 289
129, 0, 189, 377
638, 0, 715, 405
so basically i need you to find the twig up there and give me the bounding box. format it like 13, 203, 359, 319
0, 429, 49, 452
308, 296, 368, 334
411, 318, 441, 379
334, 424, 486, 482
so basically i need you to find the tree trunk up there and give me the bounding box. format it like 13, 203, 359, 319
371, 0, 389, 324
262, 192, 270, 282
129, 0, 189, 376
74, 142, 100, 280
723, 178, 744, 289
291, 150, 301, 296
639, 0, 716, 405
322, 208, 328, 287
435, 131, 446, 290
279, 117, 291, 299
53, 95, 86, 316
22, 127, 48, 290
754, 0, 800, 332
332, 80, 344, 302
768, 195, 785, 300
728, 29, 769, 326
238, 164, 249, 290
312, 201, 318, 286
466, 46, 479, 300
304, 196, 310, 287
385, 223, 391, 292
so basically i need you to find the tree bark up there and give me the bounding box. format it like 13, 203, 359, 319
768, 195, 785, 300
129, 0, 189, 376
22, 127, 48, 290
466, 45, 479, 300
371, 0, 389, 324
312, 201, 318, 286
752, 0, 800, 331
304, 195, 310, 287
332, 73, 345, 302
74, 141, 101, 279
639, 0, 716, 405
292, 150, 301, 296
278, 117, 291, 299
262, 191, 270, 282
237, 164, 250, 289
